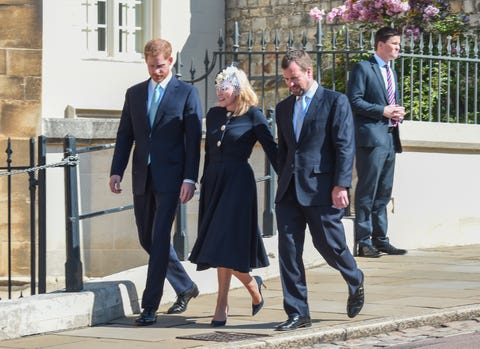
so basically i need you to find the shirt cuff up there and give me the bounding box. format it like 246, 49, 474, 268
183, 179, 196, 185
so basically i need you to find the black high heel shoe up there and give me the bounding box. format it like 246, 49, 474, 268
210, 319, 227, 327
211, 306, 228, 327
252, 275, 265, 316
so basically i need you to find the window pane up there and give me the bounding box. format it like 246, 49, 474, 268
97, 0, 106, 52
97, 0, 106, 25
98, 27, 106, 51
118, 2, 123, 26
119, 30, 123, 52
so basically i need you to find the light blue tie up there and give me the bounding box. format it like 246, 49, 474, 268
147, 84, 163, 164
295, 95, 308, 140
149, 83, 164, 126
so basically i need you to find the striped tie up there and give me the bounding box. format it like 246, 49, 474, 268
384, 64, 396, 105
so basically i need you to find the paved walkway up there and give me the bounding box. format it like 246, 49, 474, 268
1, 245, 480, 349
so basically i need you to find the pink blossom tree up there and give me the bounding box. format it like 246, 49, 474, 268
310, 0, 469, 38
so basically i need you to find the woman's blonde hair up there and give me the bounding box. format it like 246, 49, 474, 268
216, 65, 258, 116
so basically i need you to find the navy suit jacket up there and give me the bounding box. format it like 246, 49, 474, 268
347, 56, 402, 153
110, 76, 203, 195
275, 86, 355, 206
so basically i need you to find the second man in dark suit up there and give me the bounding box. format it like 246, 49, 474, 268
274, 50, 364, 331
347, 27, 407, 258
109, 38, 203, 325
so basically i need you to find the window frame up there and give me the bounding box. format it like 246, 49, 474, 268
81, 0, 148, 61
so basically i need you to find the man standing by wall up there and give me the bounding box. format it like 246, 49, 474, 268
347, 27, 407, 258
109, 38, 202, 325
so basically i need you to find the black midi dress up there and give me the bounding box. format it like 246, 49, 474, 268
189, 106, 277, 273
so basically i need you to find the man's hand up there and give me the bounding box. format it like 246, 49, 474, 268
179, 182, 196, 204
332, 185, 349, 209
384, 104, 405, 122
109, 175, 122, 194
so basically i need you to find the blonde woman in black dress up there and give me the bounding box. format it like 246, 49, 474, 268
189, 65, 277, 327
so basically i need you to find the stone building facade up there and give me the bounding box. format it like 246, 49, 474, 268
0, 0, 42, 279
0, 0, 41, 138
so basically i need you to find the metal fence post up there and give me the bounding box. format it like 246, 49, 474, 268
6, 138, 12, 299
37, 135, 47, 294
262, 107, 276, 237
28, 138, 37, 295
173, 202, 188, 261
63, 135, 83, 291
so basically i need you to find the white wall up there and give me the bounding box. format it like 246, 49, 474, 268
388, 122, 480, 249
42, 0, 224, 118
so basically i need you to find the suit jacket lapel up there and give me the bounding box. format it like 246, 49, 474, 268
285, 95, 297, 143
296, 87, 324, 144
392, 68, 400, 102
370, 56, 392, 103
134, 80, 150, 132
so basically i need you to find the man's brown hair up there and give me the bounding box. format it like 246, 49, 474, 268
144, 39, 172, 59
281, 49, 312, 72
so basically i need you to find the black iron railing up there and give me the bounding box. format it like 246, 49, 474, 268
175, 21, 480, 125
0, 137, 48, 299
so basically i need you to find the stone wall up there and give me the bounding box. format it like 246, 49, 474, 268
225, 0, 479, 50
0, 0, 42, 137
0, 0, 42, 279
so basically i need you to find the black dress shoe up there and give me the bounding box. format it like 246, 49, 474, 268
358, 244, 382, 258
375, 243, 407, 255
347, 272, 364, 318
167, 284, 199, 314
275, 315, 311, 331
135, 308, 157, 326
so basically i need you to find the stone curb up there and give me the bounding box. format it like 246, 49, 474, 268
203, 304, 480, 349
0, 281, 139, 340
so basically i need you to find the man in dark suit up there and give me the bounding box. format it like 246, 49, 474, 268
347, 27, 407, 258
109, 39, 202, 325
274, 49, 364, 331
